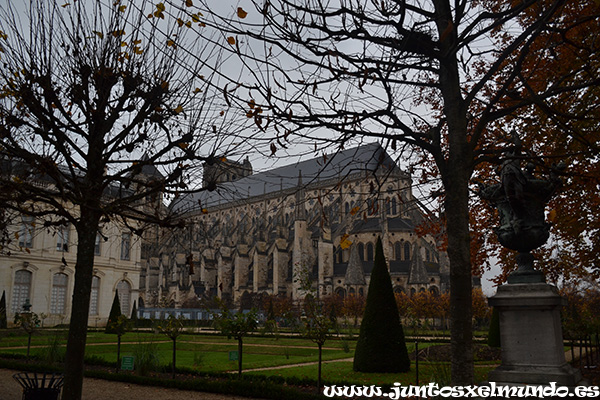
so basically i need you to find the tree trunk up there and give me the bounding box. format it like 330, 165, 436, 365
116, 335, 121, 373
433, 0, 475, 385
317, 343, 322, 391
27, 333, 31, 358
172, 338, 176, 379
62, 208, 101, 400
238, 337, 243, 377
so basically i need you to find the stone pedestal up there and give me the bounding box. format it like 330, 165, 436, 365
488, 283, 582, 385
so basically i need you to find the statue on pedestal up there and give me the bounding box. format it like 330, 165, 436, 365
478, 131, 564, 283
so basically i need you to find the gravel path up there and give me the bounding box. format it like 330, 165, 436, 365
0, 368, 265, 400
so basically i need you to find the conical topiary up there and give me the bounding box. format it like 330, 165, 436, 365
0, 290, 7, 329
487, 307, 501, 348
105, 292, 122, 333
353, 237, 410, 372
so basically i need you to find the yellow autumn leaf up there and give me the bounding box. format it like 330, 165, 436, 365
167, 39, 176, 47
174, 104, 184, 114
220, 156, 227, 162
193, 88, 201, 93
178, 142, 189, 149
185, 0, 193, 6
133, 39, 142, 45
93, 31, 104, 39
156, 2, 165, 12
237, 7, 248, 18
61, 3, 71, 7
340, 234, 352, 249
350, 206, 360, 215
177, 18, 184, 27
185, 21, 192, 28
120, 41, 127, 47
227, 36, 235, 45
191, 14, 200, 22
201, 208, 208, 214
118, 5, 126, 12
112, 30, 125, 37
133, 46, 143, 54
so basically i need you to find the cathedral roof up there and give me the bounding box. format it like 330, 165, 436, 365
408, 243, 430, 284
345, 244, 367, 285
170, 142, 405, 214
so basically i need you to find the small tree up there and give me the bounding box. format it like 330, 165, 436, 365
107, 315, 130, 372
354, 238, 410, 373
214, 306, 258, 377
105, 293, 122, 334
303, 300, 333, 391
0, 290, 7, 329
14, 310, 40, 357
155, 315, 185, 379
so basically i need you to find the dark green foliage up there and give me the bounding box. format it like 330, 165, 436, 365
130, 300, 138, 322
105, 293, 122, 334
353, 237, 410, 373
487, 307, 501, 348
0, 290, 7, 329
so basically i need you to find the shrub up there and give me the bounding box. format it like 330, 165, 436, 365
132, 340, 161, 376
105, 293, 122, 334
487, 307, 501, 348
353, 237, 410, 372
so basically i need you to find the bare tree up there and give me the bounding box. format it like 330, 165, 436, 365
192, 0, 600, 384
0, 1, 254, 398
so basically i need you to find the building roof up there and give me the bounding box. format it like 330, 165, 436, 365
170, 142, 405, 214
345, 245, 367, 285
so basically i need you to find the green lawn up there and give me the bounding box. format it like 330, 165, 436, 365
251, 360, 496, 386
0, 329, 497, 385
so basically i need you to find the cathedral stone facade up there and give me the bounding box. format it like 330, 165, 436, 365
139, 143, 449, 307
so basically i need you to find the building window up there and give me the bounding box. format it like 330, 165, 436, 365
120, 233, 131, 260
89, 276, 100, 315
391, 198, 397, 215
56, 224, 70, 252
366, 242, 374, 261
117, 280, 131, 316
50, 273, 68, 314
95, 233, 102, 256
395, 242, 402, 260
404, 242, 411, 260
12, 270, 32, 313
358, 243, 365, 261
19, 215, 34, 248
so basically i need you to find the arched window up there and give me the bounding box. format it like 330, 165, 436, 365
51, 273, 68, 314
404, 242, 411, 260
429, 286, 440, 296
117, 280, 131, 316
391, 198, 398, 215
344, 202, 350, 215
394, 286, 405, 294
349, 287, 355, 296
358, 287, 365, 296
395, 242, 402, 260
12, 270, 32, 313
426, 249, 431, 262
358, 243, 365, 261
89, 276, 100, 315
410, 288, 416, 297
335, 287, 346, 298
366, 242, 374, 261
